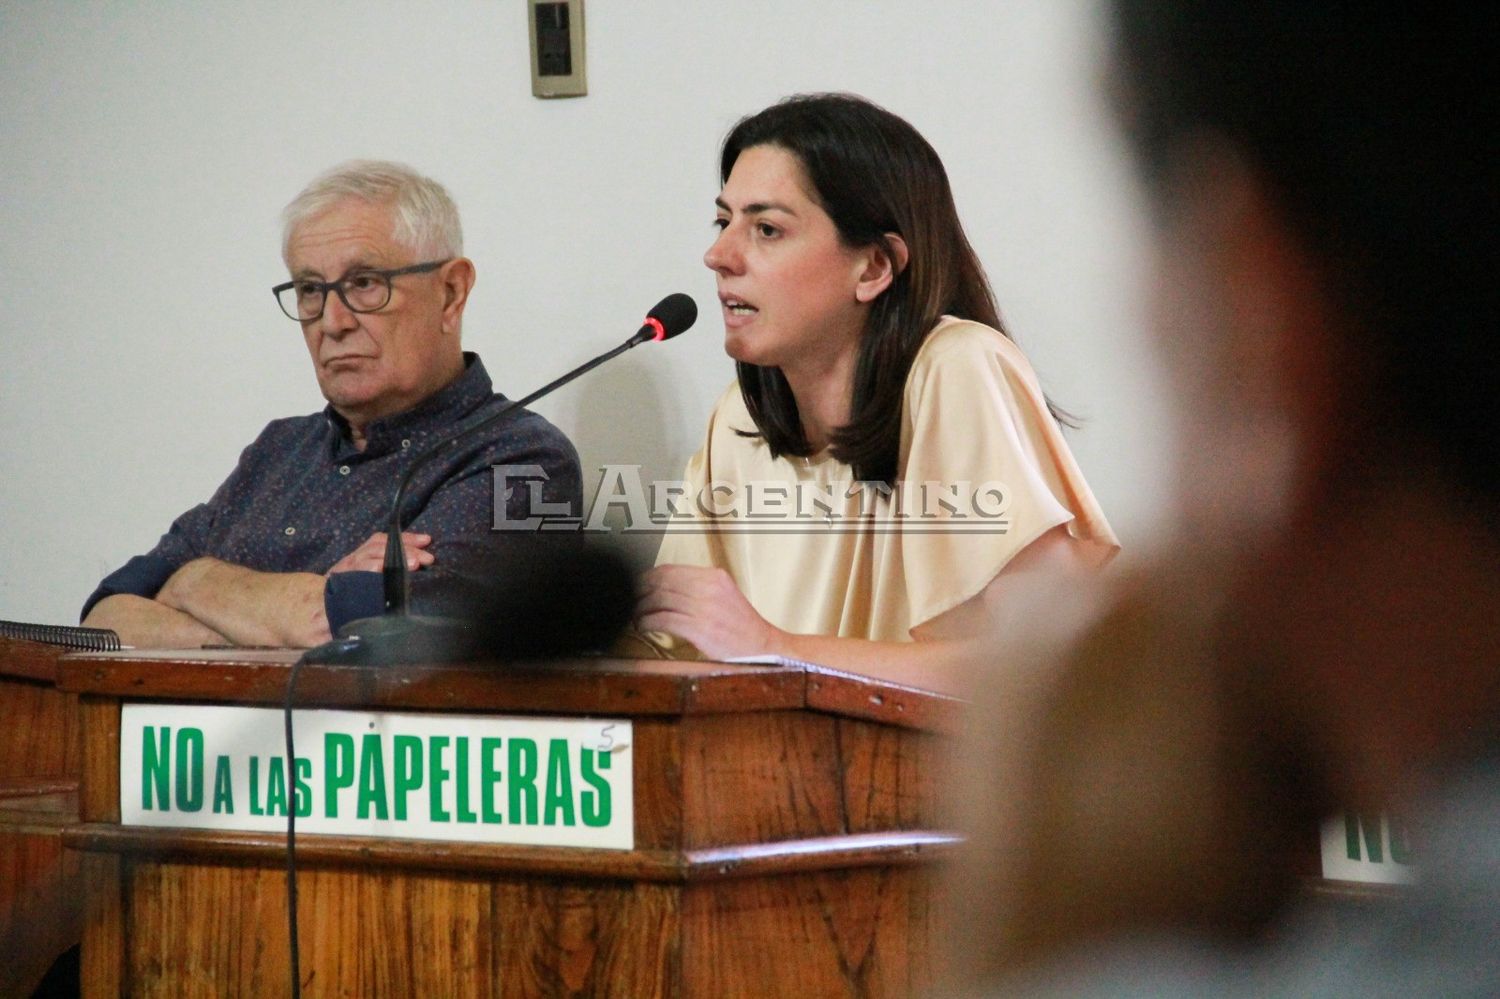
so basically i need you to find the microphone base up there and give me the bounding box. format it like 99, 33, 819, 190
301, 614, 485, 667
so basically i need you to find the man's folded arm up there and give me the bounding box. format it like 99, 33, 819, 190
153, 557, 332, 648
80, 503, 226, 647
82, 537, 332, 649
83, 593, 230, 648
90, 539, 429, 650
80, 408, 582, 649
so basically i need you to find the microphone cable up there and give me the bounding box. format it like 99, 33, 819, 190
283, 652, 309, 999
277, 293, 697, 990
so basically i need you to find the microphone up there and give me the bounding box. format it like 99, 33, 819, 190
302, 293, 697, 666
629, 292, 698, 345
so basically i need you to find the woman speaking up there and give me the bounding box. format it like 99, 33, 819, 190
636, 94, 1118, 681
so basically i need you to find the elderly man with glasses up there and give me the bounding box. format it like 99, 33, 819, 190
81, 161, 581, 649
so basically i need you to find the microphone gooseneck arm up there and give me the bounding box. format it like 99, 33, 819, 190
379, 293, 696, 615
379, 337, 641, 614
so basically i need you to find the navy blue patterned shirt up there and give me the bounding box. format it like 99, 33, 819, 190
82, 353, 582, 632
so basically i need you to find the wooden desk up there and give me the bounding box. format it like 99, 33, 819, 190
58, 650, 960, 996
0, 638, 85, 997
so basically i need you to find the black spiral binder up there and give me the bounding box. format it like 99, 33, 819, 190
0, 619, 123, 651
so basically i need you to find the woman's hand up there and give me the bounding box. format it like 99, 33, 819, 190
635, 564, 786, 661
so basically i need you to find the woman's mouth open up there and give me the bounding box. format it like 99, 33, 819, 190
721, 295, 759, 325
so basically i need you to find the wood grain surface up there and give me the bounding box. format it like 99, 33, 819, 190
1, 640, 86, 996
56, 651, 958, 996
91, 859, 685, 998
65, 823, 958, 883
0, 800, 84, 997
680, 866, 948, 997
56, 650, 962, 731
57, 651, 811, 717
0, 639, 81, 779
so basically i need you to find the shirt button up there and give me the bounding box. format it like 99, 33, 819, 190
284, 526, 296, 536
401, 439, 412, 450
339, 465, 351, 476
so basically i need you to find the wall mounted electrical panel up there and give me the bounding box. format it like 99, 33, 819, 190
529, 0, 586, 98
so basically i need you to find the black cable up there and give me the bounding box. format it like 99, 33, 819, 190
283, 653, 308, 999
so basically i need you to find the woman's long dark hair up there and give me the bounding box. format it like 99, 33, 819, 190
722, 93, 1061, 486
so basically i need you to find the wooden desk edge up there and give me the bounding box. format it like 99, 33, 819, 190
62, 823, 962, 883
804, 663, 966, 733
0, 636, 68, 682
1299, 875, 1406, 903
55, 650, 963, 729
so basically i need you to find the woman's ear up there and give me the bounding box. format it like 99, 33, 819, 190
854, 233, 910, 303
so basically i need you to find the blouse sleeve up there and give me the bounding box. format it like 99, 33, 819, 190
899, 322, 1119, 630
640, 386, 746, 659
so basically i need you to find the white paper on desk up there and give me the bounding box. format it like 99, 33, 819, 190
724, 654, 827, 668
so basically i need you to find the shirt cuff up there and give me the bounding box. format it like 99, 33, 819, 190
324, 571, 384, 634
80, 554, 181, 622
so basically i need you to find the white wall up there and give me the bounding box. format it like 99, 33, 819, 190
0, 0, 1172, 625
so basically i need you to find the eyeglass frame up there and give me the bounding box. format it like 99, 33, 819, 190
271, 259, 453, 322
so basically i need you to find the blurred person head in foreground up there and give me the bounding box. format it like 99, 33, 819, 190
953, 3, 1500, 993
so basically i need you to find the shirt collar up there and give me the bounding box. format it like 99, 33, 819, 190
323, 352, 497, 459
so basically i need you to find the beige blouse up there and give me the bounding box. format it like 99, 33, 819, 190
655, 317, 1119, 643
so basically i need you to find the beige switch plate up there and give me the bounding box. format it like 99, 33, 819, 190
529, 0, 587, 98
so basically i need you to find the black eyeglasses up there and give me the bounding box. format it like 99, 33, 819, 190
272, 259, 451, 322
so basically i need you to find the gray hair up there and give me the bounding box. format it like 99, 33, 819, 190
281, 159, 463, 263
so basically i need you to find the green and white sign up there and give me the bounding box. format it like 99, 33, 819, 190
1320, 811, 1415, 884
120, 704, 633, 850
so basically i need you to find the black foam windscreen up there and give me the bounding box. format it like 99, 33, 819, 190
646, 293, 698, 340
448, 536, 635, 660
312, 536, 635, 666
